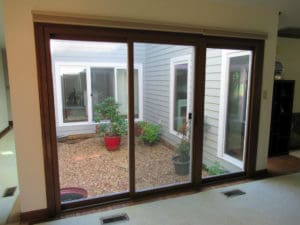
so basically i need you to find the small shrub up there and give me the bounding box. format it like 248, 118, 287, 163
94, 97, 127, 137
205, 162, 225, 176
139, 122, 161, 145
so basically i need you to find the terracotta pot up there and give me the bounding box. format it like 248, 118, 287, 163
60, 187, 88, 202
104, 136, 121, 151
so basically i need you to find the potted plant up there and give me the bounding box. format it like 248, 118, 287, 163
172, 122, 191, 176
139, 121, 161, 145
94, 97, 127, 151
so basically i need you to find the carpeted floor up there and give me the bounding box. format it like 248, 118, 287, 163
36, 173, 300, 225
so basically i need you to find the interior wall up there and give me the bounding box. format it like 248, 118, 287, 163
0, 50, 9, 132
2, 0, 278, 212
276, 37, 300, 113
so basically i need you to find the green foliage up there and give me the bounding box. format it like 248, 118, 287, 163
205, 162, 225, 176
175, 121, 191, 162
94, 97, 127, 137
139, 122, 161, 145
175, 140, 190, 162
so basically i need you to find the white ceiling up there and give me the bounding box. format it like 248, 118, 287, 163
0, 0, 299, 48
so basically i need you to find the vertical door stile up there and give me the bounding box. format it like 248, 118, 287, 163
128, 41, 135, 196
192, 42, 206, 186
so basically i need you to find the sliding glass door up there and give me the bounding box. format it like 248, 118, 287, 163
36, 23, 263, 213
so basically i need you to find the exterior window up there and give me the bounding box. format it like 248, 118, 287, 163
116, 69, 140, 117
56, 63, 142, 125
170, 55, 191, 134
60, 66, 88, 123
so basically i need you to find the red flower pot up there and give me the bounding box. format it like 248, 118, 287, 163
104, 136, 121, 151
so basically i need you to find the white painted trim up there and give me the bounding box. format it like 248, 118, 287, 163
169, 55, 192, 137
55, 64, 89, 126
54, 61, 143, 127
217, 50, 252, 169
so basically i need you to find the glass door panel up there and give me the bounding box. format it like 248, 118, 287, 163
50, 40, 129, 203
134, 43, 194, 191
202, 48, 252, 178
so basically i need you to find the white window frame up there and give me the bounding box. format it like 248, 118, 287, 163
169, 55, 192, 137
217, 50, 252, 169
54, 61, 143, 126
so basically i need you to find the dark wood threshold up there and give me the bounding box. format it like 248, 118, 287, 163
0, 125, 12, 139
20, 208, 48, 224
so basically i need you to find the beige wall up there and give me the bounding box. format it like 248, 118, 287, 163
3, 0, 278, 212
277, 37, 300, 112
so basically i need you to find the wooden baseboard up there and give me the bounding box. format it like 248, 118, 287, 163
20, 208, 48, 224
252, 169, 269, 178
0, 126, 11, 139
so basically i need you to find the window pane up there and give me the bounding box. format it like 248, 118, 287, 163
134, 43, 194, 191
61, 66, 88, 123
91, 67, 115, 121
225, 55, 250, 161
173, 63, 188, 133
51, 40, 129, 203
116, 69, 139, 118
202, 49, 252, 178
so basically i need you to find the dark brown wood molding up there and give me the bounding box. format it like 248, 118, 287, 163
20, 208, 48, 224
34, 23, 61, 218
0, 125, 11, 139
9, 121, 13, 127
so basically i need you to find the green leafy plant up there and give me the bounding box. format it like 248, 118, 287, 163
94, 97, 127, 137
205, 162, 225, 176
139, 122, 161, 145
175, 121, 191, 162
175, 140, 190, 162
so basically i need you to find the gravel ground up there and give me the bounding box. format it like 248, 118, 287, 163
58, 136, 204, 199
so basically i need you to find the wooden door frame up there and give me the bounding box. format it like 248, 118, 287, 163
34, 22, 264, 217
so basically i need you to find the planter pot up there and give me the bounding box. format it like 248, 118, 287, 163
172, 156, 190, 176
135, 126, 143, 137
104, 136, 121, 151
60, 187, 88, 202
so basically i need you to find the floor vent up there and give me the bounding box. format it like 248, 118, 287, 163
100, 213, 129, 224
222, 189, 245, 198
3, 186, 17, 197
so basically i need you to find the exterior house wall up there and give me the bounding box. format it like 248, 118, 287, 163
142, 44, 194, 145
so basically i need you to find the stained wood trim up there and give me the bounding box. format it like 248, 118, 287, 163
128, 41, 135, 196
32, 11, 268, 40
0, 126, 11, 139
191, 43, 206, 185
20, 208, 48, 224
34, 23, 61, 218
